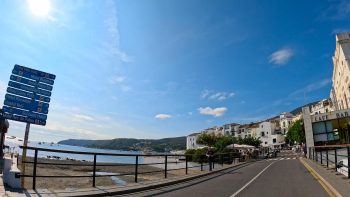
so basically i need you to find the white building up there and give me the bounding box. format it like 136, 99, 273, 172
256, 120, 285, 148
330, 32, 350, 110
280, 112, 294, 135
186, 132, 203, 150
310, 99, 334, 115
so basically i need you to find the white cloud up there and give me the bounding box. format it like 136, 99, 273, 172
74, 114, 94, 121
198, 107, 227, 117
269, 48, 294, 65
201, 90, 235, 101
201, 90, 210, 99
290, 78, 332, 97
109, 76, 126, 84
155, 114, 172, 119
104, 0, 132, 62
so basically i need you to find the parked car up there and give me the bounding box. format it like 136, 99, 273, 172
337, 159, 349, 177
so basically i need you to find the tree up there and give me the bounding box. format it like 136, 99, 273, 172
196, 133, 218, 147
215, 135, 235, 151
236, 136, 261, 147
286, 119, 305, 144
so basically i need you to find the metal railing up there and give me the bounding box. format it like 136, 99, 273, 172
19, 146, 245, 190
309, 144, 350, 179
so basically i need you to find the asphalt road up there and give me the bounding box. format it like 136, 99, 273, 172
117, 151, 329, 197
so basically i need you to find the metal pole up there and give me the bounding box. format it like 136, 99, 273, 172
326, 149, 329, 168
200, 157, 203, 171
347, 147, 350, 179
321, 151, 323, 165
313, 147, 315, 160
92, 154, 97, 187
32, 149, 38, 190
21, 123, 30, 187
316, 151, 318, 162
335, 149, 338, 172
185, 156, 188, 175
309, 147, 311, 159
164, 155, 168, 178
135, 155, 138, 183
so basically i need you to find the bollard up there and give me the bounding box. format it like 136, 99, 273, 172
321, 151, 323, 165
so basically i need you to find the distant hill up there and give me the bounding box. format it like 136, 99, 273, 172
289, 100, 319, 115
58, 136, 186, 153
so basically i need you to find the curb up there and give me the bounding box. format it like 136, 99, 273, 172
299, 158, 342, 197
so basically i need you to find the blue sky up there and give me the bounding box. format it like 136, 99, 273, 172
0, 0, 349, 142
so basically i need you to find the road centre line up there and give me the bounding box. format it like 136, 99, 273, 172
230, 161, 276, 197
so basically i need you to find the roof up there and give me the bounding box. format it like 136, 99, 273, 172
187, 132, 201, 137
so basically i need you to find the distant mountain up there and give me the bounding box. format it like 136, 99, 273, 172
58, 136, 186, 153
289, 100, 320, 115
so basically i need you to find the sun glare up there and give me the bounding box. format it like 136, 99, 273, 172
28, 0, 51, 17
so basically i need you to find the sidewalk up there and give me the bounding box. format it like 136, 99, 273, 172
0, 160, 251, 196
302, 158, 350, 196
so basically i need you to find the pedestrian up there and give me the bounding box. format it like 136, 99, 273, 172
206, 147, 215, 171
302, 143, 307, 158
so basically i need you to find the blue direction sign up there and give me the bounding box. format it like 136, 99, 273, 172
8, 81, 52, 97
2, 106, 47, 121
2, 64, 56, 125
13, 64, 56, 80
4, 94, 49, 114
6, 87, 50, 103
2, 113, 46, 126
10, 75, 53, 91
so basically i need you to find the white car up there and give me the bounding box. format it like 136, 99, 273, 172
337, 159, 349, 177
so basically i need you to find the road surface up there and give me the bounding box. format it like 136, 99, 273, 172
118, 151, 329, 197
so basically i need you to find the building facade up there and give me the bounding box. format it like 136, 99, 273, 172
331, 32, 350, 110
303, 107, 350, 148
186, 133, 203, 150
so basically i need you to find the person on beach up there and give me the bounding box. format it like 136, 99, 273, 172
206, 147, 214, 171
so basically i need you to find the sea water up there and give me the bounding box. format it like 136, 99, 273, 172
5, 136, 144, 164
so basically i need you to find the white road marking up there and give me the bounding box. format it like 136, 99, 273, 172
280, 158, 285, 160
230, 162, 276, 197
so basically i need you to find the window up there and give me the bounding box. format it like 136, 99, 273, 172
265, 142, 267, 144
273, 138, 276, 143
261, 132, 265, 136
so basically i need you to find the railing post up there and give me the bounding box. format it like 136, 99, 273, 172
347, 147, 350, 179
209, 156, 212, 171
316, 151, 318, 162
135, 155, 138, 183
321, 150, 323, 165
32, 149, 38, 190
200, 156, 203, 171
335, 149, 338, 172
326, 149, 329, 168
309, 147, 311, 159
185, 155, 188, 175
313, 147, 315, 160
164, 155, 168, 178
92, 154, 97, 187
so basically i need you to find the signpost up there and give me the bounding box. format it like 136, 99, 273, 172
1, 64, 56, 187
